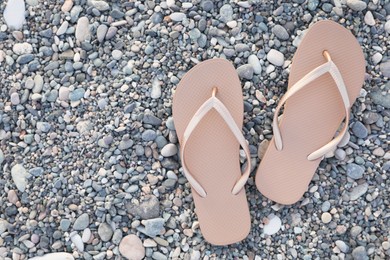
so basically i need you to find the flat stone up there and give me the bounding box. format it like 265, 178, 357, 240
139, 218, 165, 237
201, 0, 214, 11
346, 0, 367, 11
10, 92, 20, 105
17, 54, 34, 64
352, 246, 368, 260
161, 144, 177, 157
263, 214, 281, 235
75, 17, 90, 42
379, 61, 390, 78
267, 49, 284, 66
371, 82, 390, 108
82, 228, 91, 243
13, 42, 32, 55
346, 163, 364, 180
119, 235, 145, 260
143, 114, 162, 126
29, 167, 44, 177
126, 195, 160, 220
89, 0, 110, 11
69, 88, 85, 101
364, 11, 375, 26
59, 87, 70, 101
350, 225, 363, 237
97, 24, 108, 42
248, 54, 262, 74
236, 64, 254, 80
4, 0, 25, 30
73, 213, 89, 230
308, 0, 319, 10
321, 212, 332, 224
220, 4, 233, 22
352, 121, 368, 138
170, 12, 186, 22
60, 219, 71, 231
29, 253, 75, 260
272, 24, 289, 40
70, 232, 84, 252
142, 130, 157, 141
7, 190, 18, 204
152, 252, 168, 260
336, 240, 349, 253
98, 223, 113, 242
105, 26, 117, 40
0, 219, 9, 235
349, 183, 368, 201
76, 120, 93, 135
11, 164, 30, 192
61, 0, 73, 12
56, 21, 69, 36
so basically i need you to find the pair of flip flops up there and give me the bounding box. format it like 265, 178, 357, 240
172, 20, 366, 245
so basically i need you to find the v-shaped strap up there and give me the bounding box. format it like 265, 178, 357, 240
180, 88, 251, 198
273, 51, 351, 161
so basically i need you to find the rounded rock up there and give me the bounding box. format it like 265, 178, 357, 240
119, 234, 145, 260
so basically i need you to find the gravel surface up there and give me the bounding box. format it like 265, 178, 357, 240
0, 0, 389, 259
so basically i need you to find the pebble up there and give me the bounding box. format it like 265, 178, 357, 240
56, 21, 68, 36
321, 201, 331, 212
69, 88, 85, 101
352, 121, 368, 139
220, 4, 233, 22
140, 218, 165, 237
346, 163, 364, 180
82, 228, 91, 243
308, 0, 319, 11
98, 223, 113, 242
70, 232, 84, 252
13, 42, 32, 55
4, 0, 25, 30
10, 92, 20, 105
248, 54, 262, 74
236, 64, 254, 80
152, 252, 168, 260
75, 17, 90, 42
321, 212, 332, 224
263, 214, 282, 235
272, 25, 289, 40
346, 0, 367, 11
161, 144, 177, 157
335, 240, 349, 253
142, 130, 157, 141
73, 213, 89, 230
89, 0, 110, 11
267, 49, 284, 66
126, 195, 160, 220
29, 253, 75, 260
352, 246, 369, 260
61, 0, 73, 12
364, 11, 375, 26
59, 87, 70, 101
151, 78, 162, 99
60, 219, 71, 231
0, 149, 4, 165
11, 164, 30, 192
112, 49, 123, 60
37, 122, 51, 132
349, 183, 369, 200
201, 0, 214, 12
170, 12, 186, 22
119, 234, 145, 260
97, 24, 108, 42
7, 190, 18, 204
350, 226, 363, 237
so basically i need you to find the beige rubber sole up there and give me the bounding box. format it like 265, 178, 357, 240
172, 59, 250, 245
256, 20, 366, 205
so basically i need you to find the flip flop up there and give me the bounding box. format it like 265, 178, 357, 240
255, 20, 366, 205
172, 59, 251, 245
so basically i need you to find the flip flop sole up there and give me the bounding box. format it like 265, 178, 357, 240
256, 20, 366, 205
172, 59, 251, 245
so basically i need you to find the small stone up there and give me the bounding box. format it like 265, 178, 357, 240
308, 0, 319, 10
371, 53, 382, 65
11, 164, 30, 192
201, 0, 214, 12
0, 149, 4, 165
363, 111, 379, 124
236, 64, 254, 80
70, 232, 84, 252
350, 226, 363, 237
346, 0, 367, 11
151, 78, 162, 99
335, 149, 346, 160
75, 17, 90, 42
170, 12, 186, 22
59, 87, 70, 101
267, 49, 284, 66
152, 252, 168, 260
382, 241, 390, 250
385, 20, 390, 34
60, 219, 71, 231
29, 253, 75, 260
56, 21, 69, 36
126, 195, 160, 220
263, 214, 281, 235
98, 223, 113, 242
248, 54, 262, 74
89, 0, 110, 11
321, 212, 332, 224
73, 213, 89, 230
112, 49, 123, 60
352, 246, 368, 260
349, 183, 368, 201
140, 218, 165, 237
272, 25, 289, 40
364, 11, 375, 26
69, 88, 85, 101
119, 235, 145, 260
61, 0, 73, 12
13, 42, 32, 55
336, 240, 349, 253
161, 144, 177, 157
7, 190, 18, 204
373, 147, 385, 157
142, 130, 157, 141
82, 228, 91, 243
220, 4, 233, 22
17, 54, 34, 64
4, 0, 26, 30
97, 24, 108, 42
0, 219, 9, 235
112, 229, 122, 244
352, 121, 368, 138
346, 163, 364, 180
380, 61, 390, 78
10, 92, 20, 105
105, 26, 117, 40
321, 201, 331, 212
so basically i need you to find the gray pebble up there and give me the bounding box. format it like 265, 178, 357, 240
98, 223, 113, 242
73, 213, 89, 230
346, 0, 367, 11
352, 121, 368, 138
236, 64, 254, 80
142, 130, 157, 141
272, 25, 289, 40
346, 163, 364, 180
352, 246, 368, 260
220, 4, 233, 22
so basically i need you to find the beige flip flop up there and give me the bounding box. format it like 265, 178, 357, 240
172, 59, 251, 245
256, 20, 366, 205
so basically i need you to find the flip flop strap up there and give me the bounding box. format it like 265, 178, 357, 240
273, 55, 351, 161
180, 91, 251, 198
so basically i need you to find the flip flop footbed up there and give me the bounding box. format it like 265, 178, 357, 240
256, 20, 366, 205
172, 59, 251, 245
